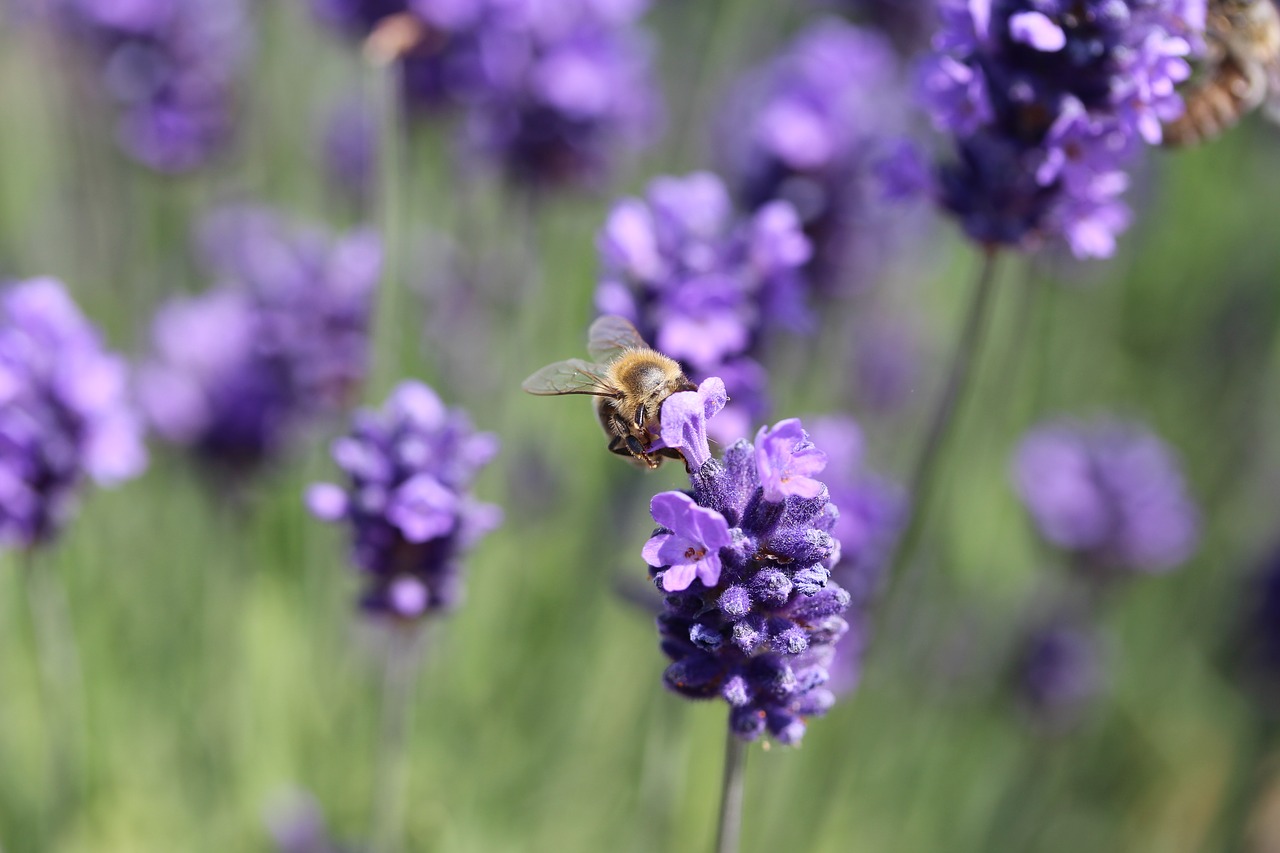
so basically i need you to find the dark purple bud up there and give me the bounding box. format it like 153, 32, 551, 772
769, 621, 809, 655
663, 655, 724, 699
690, 622, 724, 652
791, 587, 852, 622
718, 585, 752, 618
750, 569, 793, 607
722, 673, 752, 707
730, 706, 768, 740
732, 614, 768, 653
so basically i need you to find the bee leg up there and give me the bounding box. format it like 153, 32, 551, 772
633, 403, 646, 428
606, 434, 632, 458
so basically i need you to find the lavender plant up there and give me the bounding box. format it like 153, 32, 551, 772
1007, 418, 1198, 728
0, 278, 147, 550
306, 380, 500, 619
140, 207, 381, 474
306, 380, 499, 853
918, 0, 1205, 257
42, 0, 251, 172
643, 381, 847, 746
311, 0, 660, 187
1013, 418, 1200, 576
596, 171, 811, 442
722, 18, 910, 294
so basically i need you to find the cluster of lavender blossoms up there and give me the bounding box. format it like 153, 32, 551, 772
1013, 418, 1200, 574
140, 207, 381, 472
311, 0, 659, 186
596, 172, 812, 442
46, 0, 251, 172
918, 0, 1205, 257
724, 18, 909, 294
642, 379, 848, 744
307, 382, 500, 619
0, 278, 147, 550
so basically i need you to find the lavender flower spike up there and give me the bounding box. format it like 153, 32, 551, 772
307, 381, 500, 619
643, 408, 848, 745
919, 0, 1204, 257
0, 278, 147, 549
1012, 418, 1199, 574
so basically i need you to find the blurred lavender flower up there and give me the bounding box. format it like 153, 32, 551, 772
307, 381, 501, 619
141, 207, 381, 471
918, 0, 1204, 257
644, 394, 848, 745
464, 0, 661, 187
1012, 419, 1200, 574
723, 18, 911, 293
47, 0, 251, 172
806, 416, 905, 693
310, 0, 661, 186
1014, 620, 1104, 727
0, 278, 147, 550
595, 171, 812, 442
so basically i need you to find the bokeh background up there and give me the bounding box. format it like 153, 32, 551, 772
2, 1, 1280, 851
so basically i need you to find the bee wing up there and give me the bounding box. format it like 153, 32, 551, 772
521, 359, 617, 396
587, 315, 649, 363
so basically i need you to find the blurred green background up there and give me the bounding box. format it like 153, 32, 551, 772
3, 2, 1280, 851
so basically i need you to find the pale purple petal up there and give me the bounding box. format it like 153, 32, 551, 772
306, 483, 349, 521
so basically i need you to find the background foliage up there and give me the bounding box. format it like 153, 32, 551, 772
2, 2, 1280, 851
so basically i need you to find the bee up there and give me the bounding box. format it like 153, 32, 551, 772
522, 315, 696, 469
1163, 0, 1280, 146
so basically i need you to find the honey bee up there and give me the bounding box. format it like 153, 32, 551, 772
1163, 0, 1280, 146
522, 315, 696, 469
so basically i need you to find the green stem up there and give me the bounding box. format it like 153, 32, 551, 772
372, 57, 407, 394
21, 550, 88, 827
369, 624, 423, 853
886, 248, 1002, 597
714, 727, 747, 853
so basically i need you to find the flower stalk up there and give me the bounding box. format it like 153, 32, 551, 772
714, 724, 747, 853
369, 625, 423, 853
887, 248, 1001, 595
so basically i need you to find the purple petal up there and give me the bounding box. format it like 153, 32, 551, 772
695, 551, 723, 588
306, 482, 349, 521
650, 490, 695, 532
1009, 12, 1066, 52
661, 562, 699, 592
642, 532, 674, 567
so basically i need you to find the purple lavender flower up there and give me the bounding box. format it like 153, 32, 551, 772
723, 18, 911, 292
311, 0, 661, 186
461, 0, 661, 186
47, 0, 251, 172
1012, 418, 1200, 574
919, 0, 1204, 257
595, 172, 812, 443
307, 381, 500, 619
1015, 620, 1104, 726
141, 207, 381, 470
644, 396, 847, 745
0, 278, 147, 549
